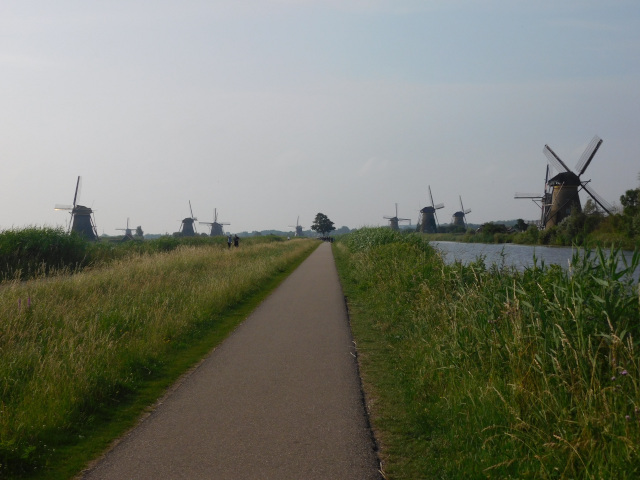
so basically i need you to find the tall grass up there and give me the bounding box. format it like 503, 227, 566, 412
0, 238, 316, 476
0, 227, 89, 280
0, 227, 282, 281
335, 227, 640, 479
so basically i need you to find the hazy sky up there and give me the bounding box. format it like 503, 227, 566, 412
2, 1, 639, 234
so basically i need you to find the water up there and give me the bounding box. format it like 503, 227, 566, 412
430, 241, 639, 281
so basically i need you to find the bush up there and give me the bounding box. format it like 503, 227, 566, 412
0, 227, 89, 280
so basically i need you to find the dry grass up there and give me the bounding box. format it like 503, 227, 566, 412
0, 238, 317, 475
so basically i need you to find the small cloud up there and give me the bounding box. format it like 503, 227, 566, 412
358, 157, 389, 176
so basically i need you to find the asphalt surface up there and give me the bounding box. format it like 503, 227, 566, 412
81, 242, 381, 479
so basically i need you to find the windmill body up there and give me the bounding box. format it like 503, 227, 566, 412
55, 176, 98, 241
384, 204, 411, 231
542, 135, 612, 229
116, 218, 135, 241
546, 172, 581, 227
418, 186, 444, 233
451, 196, 471, 228
288, 216, 304, 237
199, 209, 229, 236
180, 201, 198, 236
70, 205, 98, 240
181, 218, 197, 236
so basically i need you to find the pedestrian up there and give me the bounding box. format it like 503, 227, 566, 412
227, 234, 232, 249
233, 234, 239, 247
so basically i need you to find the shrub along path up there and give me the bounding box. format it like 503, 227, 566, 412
81, 242, 380, 479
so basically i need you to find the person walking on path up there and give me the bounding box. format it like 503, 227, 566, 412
227, 234, 232, 249
82, 242, 381, 480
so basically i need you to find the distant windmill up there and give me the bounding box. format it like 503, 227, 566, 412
179, 201, 198, 236
199, 208, 230, 236
515, 165, 553, 228
288, 216, 304, 237
384, 203, 411, 231
116, 218, 135, 241
417, 186, 444, 233
542, 135, 612, 228
54, 176, 98, 240
451, 196, 471, 228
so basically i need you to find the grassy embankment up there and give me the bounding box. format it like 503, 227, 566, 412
0, 226, 237, 281
0, 234, 317, 478
334, 227, 640, 479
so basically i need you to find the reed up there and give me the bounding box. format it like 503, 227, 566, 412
0, 238, 316, 476
335, 227, 640, 479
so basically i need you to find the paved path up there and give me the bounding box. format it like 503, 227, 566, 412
82, 242, 381, 479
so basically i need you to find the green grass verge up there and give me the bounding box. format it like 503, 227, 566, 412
334, 227, 640, 479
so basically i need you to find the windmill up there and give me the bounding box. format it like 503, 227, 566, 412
199, 208, 230, 236
179, 201, 198, 236
288, 216, 304, 237
515, 165, 553, 228
116, 218, 134, 241
54, 176, 98, 240
417, 186, 444, 233
451, 196, 471, 228
542, 135, 612, 228
384, 203, 411, 231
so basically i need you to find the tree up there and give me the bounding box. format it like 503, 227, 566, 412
583, 198, 601, 216
311, 213, 336, 236
515, 218, 528, 232
620, 188, 640, 216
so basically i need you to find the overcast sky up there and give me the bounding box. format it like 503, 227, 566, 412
2, 1, 639, 234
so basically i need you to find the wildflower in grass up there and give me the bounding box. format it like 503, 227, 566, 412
622, 370, 628, 376
612, 376, 617, 381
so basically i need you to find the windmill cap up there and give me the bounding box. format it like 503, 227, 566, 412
548, 171, 580, 186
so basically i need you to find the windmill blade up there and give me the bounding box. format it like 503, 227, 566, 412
199, 221, 214, 226
543, 145, 571, 173
214, 208, 218, 222
429, 185, 435, 209
575, 135, 603, 176
464, 209, 472, 215
583, 184, 613, 214
73, 176, 82, 207
189, 200, 194, 219
459, 195, 465, 212
395, 203, 398, 217
514, 193, 542, 199
54, 204, 73, 210
434, 203, 444, 210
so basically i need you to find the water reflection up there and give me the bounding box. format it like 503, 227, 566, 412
430, 241, 638, 281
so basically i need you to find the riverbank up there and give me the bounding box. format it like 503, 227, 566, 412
334, 227, 640, 478
422, 226, 639, 251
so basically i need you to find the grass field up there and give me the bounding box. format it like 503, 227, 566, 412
0, 236, 317, 478
334, 227, 640, 479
